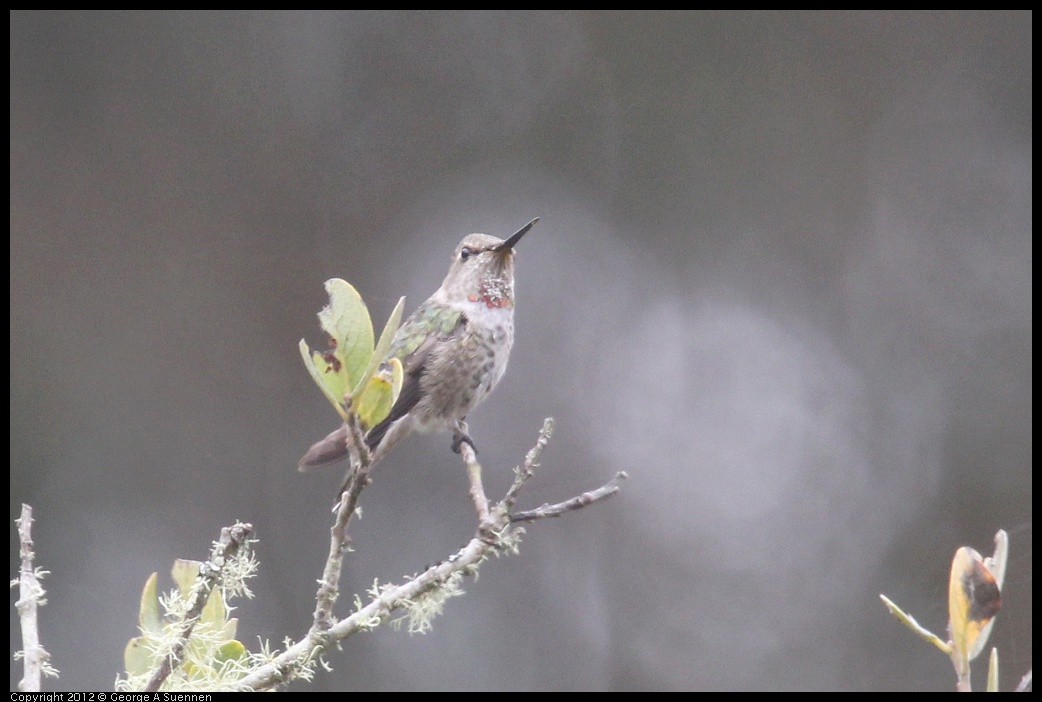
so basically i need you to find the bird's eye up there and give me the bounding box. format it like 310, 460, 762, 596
460, 247, 474, 261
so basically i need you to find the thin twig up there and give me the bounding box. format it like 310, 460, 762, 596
502, 418, 554, 510
143, 522, 254, 692
510, 472, 628, 522
878, 594, 953, 655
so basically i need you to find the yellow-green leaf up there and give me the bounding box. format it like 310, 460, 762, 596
355, 361, 398, 429
299, 339, 349, 419
312, 346, 350, 411
200, 587, 226, 630
181, 660, 202, 679
138, 572, 161, 636
215, 639, 247, 664
317, 278, 375, 396
124, 636, 154, 675
353, 296, 406, 397
172, 559, 202, 598
222, 617, 238, 642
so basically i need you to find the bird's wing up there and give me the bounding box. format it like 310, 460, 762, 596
365, 310, 468, 450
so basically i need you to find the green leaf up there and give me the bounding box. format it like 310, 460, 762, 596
355, 359, 401, 429
172, 559, 202, 598
200, 587, 226, 630
222, 617, 238, 642
317, 278, 375, 398
215, 639, 247, 664
299, 339, 348, 419
124, 636, 154, 675
138, 572, 162, 636
353, 296, 405, 397
301, 280, 406, 427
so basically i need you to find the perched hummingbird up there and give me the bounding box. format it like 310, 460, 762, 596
298, 217, 538, 473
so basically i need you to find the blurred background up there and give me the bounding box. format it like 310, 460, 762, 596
10, 11, 1031, 691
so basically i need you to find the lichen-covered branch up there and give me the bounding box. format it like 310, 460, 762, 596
236, 417, 624, 691
142, 522, 254, 692
14, 504, 57, 691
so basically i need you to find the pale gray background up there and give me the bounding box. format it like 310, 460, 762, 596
10, 11, 1031, 691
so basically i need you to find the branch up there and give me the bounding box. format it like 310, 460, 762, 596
312, 410, 373, 634
143, 522, 254, 692
236, 417, 625, 691
14, 504, 57, 691
457, 420, 490, 522
501, 418, 625, 523
237, 523, 506, 690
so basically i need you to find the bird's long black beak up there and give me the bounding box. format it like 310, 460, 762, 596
495, 217, 539, 252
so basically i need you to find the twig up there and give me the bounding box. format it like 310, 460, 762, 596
143, 522, 254, 692
502, 417, 554, 510
460, 437, 490, 522
14, 504, 55, 691
878, 594, 953, 655
312, 411, 373, 635
510, 471, 628, 523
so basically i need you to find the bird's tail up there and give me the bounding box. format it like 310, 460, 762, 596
297, 424, 352, 471
297, 420, 387, 472
299, 416, 417, 509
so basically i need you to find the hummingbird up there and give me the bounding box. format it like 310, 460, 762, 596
298, 217, 538, 473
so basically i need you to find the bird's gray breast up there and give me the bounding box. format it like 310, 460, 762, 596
412, 316, 513, 431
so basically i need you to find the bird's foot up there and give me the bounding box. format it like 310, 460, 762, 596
451, 419, 477, 454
